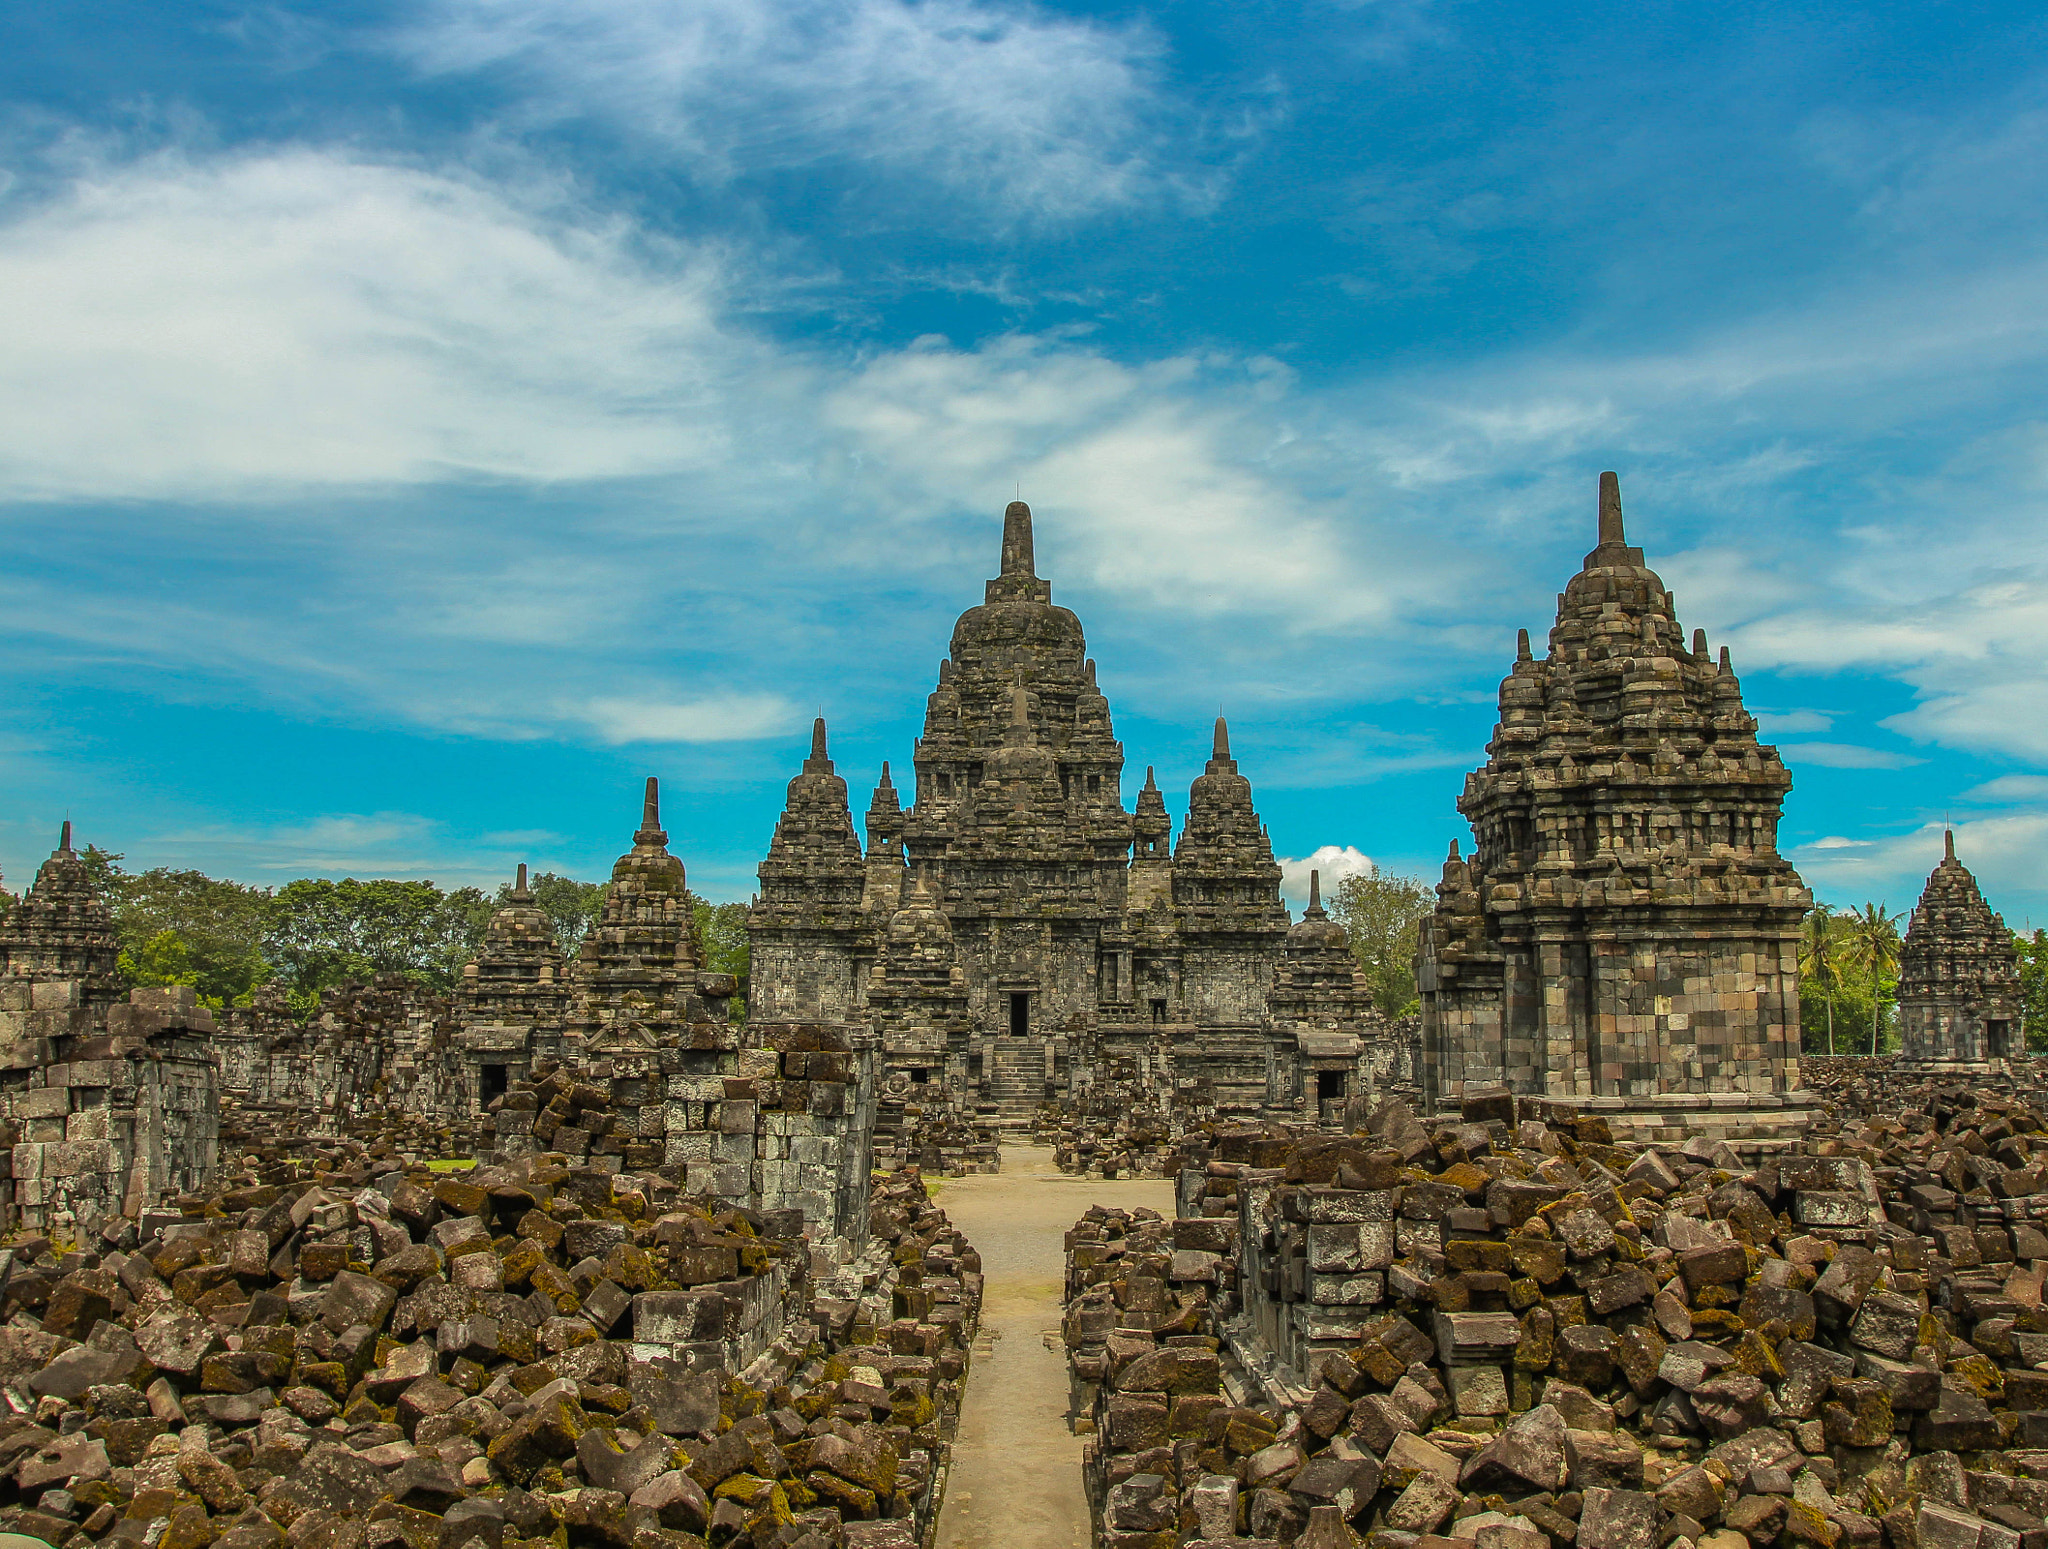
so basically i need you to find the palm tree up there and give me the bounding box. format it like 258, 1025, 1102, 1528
1844, 902, 1903, 1056
1801, 903, 1840, 1055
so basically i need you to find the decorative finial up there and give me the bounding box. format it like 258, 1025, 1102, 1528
1001, 500, 1036, 578
878, 760, 894, 789
635, 777, 667, 845
1693, 627, 1708, 658
516, 862, 528, 892
1085, 657, 1096, 685
58, 819, 71, 854
812, 716, 828, 762
1010, 685, 1032, 737
1718, 645, 1732, 674
1516, 628, 1531, 662
1213, 717, 1231, 761
1448, 838, 1461, 860
1143, 764, 1158, 790
1308, 869, 1322, 910
1598, 471, 1625, 547
1945, 828, 1956, 861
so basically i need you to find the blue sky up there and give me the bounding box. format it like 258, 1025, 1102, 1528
5, 0, 2048, 926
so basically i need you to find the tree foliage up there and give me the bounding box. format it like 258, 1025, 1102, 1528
24, 847, 755, 1022
262, 878, 493, 1000
2016, 929, 2048, 1052
1328, 868, 1435, 1018
1798, 902, 1902, 1055
114, 867, 273, 1008
691, 896, 752, 987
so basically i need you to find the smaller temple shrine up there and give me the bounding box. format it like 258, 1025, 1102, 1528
1896, 829, 2023, 1068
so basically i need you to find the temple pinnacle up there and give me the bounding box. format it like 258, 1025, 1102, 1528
58, 819, 71, 853
634, 776, 669, 847
811, 716, 828, 763
1308, 869, 1322, 910
1213, 717, 1231, 762
1598, 471, 1625, 547
1946, 828, 1957, 861
516, 862, 528, 893
1001, 500, 1036, 579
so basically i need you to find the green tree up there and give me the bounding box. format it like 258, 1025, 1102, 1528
1328, 868, 1435, 1018
1842, 901, 1904, 1056
114, 868, 273, 1007
2016, 928, 2048, 1052
692, 897, 752, 984
262, 878, 492, 999
1799, 903, 1841, 1055
510, 873, 607, 956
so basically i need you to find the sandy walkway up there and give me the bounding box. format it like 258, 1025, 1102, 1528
932, 1144, 1175, 1549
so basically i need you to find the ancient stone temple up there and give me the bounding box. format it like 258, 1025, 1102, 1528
569, 777, 735, 1047
0, 822, 122, 1015
1896, 830, 2023, 1067
0, 826, 219, 1233
748, 719, 867, 1023
1416, 473, 1815, 1141
749, 501, 1385, 1120
451, 863, 572, 1107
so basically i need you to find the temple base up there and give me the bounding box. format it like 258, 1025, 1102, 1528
1440, 1089, 1822, 1150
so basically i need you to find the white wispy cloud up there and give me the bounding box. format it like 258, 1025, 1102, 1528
1779, 742, 1925, 771
0, 146, 751, 500
583, 694, 796, 744
391, 0, 1195, 223
1793, 817, 2044, 923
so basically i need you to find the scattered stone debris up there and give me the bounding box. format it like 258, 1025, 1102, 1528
1058, 1078, 2048, 1549
0, 1062, 982, 1549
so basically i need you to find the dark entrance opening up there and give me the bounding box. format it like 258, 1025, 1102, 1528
1989, 1019, 2014, 1058
480, 1063, 509, 1104
911, 1067, 929, 1084
1150, 998, 1167, 1023
1009, 992, 1029, 1037
1316, 1070, 1348, 1103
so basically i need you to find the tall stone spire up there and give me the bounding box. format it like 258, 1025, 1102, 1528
635, 776, 666, 847
1175, 718, 1288, 973
749, 717, 869, 1020
1000, 499, 1036, 578
568, 781, 701, 1048
1132, 766, 1171, 860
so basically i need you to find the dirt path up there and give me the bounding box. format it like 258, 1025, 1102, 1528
933, 1145, 1174, 1549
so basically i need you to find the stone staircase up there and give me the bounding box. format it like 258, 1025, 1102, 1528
984, 1041, 1047, 1129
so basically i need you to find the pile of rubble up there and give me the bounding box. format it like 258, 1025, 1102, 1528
872, 1110, 999, 1178
0, 1063, 981, 1549
1058, 1080, 2048, 1549
1048, 1107, 1183, 1180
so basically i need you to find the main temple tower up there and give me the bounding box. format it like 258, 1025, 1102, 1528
1416, 474, 1814, 1141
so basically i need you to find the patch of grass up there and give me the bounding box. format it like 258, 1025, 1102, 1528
923, 1177, 945, 1198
